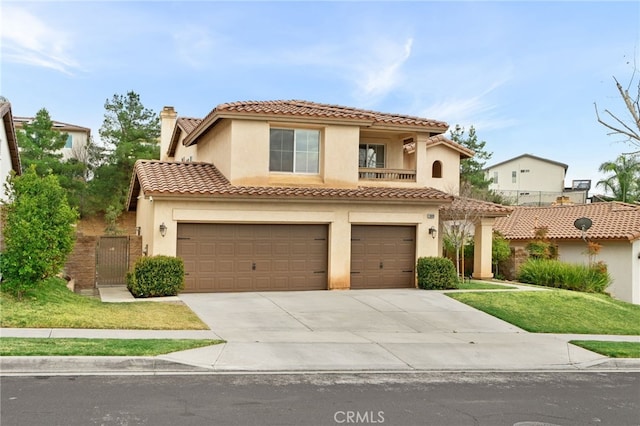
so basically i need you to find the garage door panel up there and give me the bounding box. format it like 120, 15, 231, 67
350, 225, 416, 289
178, 223, 327, 292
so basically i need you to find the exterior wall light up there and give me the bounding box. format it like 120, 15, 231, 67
159, 222, 167, 237
428, 226, 437, 239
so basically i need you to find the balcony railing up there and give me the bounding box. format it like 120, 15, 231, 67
358, 168, 416, 182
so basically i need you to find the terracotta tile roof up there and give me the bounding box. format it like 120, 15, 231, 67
440, 196, 513, 219
494, 203, 640, 241
13, 116, 91, 136
177, 117, 202, 134
184, 100, 449, 146
404, 134, 474, 159
127, 160, 454, 210
167, 117, 203, 156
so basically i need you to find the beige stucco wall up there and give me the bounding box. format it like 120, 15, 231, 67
59, 129, 89, 161
139, 197, 442, 290
558, 240, 639, 305
424, 143, 461, 195
487, 157, 565, 193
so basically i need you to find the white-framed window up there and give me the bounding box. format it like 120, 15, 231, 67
358, 144, 385, 168
269, 128, 320, 174
65, 135, 73, 148
493, 171, 498, 184
512, 170, 517, 183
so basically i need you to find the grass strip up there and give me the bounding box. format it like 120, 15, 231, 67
448, 289, 640, 335
570, 341, 640, 358
1, 278, 208, 330
0, 338, 223, 356
455, 281, 516, 290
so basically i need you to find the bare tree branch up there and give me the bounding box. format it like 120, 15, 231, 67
594, 74, 640, 155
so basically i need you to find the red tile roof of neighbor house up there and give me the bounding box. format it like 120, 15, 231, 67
494, 202, 640, 241
127, 160, 455, 210
441, 197, 514, 219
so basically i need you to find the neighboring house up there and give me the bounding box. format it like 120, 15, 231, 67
1, 102, 21, 258
0, 102, 21, 198
484, 154, 589, 206
13, 116, 91, 161
494, 202, 640, 305
127, 100, 510, 293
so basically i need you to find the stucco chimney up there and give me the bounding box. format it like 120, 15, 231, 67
159, 106, 177, 161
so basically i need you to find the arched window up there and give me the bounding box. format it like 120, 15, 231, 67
432, 161, 442, 178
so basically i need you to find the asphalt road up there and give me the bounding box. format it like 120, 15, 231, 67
1, 372, 638, 426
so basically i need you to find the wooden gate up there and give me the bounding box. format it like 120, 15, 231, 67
96, 236, 129, 286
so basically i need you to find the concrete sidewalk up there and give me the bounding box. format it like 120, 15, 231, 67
1, 288, 639, 375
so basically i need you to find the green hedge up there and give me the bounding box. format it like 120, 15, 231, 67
517, 259, 611, 293
416, 257, 458, 290
127, 255, 185, 298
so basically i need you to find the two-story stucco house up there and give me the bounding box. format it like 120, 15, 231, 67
484, 154, 588, 205
14, 116, 91, 161
127, 100, 509, 293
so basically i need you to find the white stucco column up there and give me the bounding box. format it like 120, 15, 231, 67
472, 217, 495, 279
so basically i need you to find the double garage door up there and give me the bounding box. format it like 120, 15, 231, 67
177, 223, 415, 293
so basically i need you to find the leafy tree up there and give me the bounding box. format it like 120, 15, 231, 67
492, 231, 511, 278
0, 166, 78, 299
90, 91, 160, 214
15, 108, 97, 215
16, 108, 67, 175
596, 154, 640, 203
449, 125, 493, 190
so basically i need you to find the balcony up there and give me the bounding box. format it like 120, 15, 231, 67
358, 168, 416, 182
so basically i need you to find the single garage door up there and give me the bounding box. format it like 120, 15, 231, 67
177, 223, 328, 292
350, 225, 416, 289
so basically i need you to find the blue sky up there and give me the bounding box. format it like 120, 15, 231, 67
1, 1, 639, 193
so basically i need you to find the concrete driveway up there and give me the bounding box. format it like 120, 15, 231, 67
172, 289, 607, 371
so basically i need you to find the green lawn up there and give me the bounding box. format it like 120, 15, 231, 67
455, 280, 516, 290
570, 341, 640, 358
448, 289, 640, 335
0, 278, 208, 330
0, 338, 223, 356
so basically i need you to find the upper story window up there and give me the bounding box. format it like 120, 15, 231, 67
65, 135, 73, 148
269, 128, 320, 174
512, 170, 517, 183
493, 171, 498, 184
431, 160, 442, 178
358, 144, 385, 168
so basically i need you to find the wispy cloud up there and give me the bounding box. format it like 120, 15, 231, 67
172, 27, 216, 69
419, 73, 517, 131
355, 37, 414, 102
1, 6, 80, 75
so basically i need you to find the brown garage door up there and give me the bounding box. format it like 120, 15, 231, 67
177, 224, 328, 292
350, 225, 416, 289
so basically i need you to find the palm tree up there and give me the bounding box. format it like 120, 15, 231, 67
596, 155, 640, 203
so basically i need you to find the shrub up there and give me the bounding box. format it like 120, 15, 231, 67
517, 258, 611, 293
0, 167, 78, 299
127, 255, 185, 298
416, 257, 458, 290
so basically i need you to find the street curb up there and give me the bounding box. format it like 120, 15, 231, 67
2, 356, 640, 376
0, 356, 212, 375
